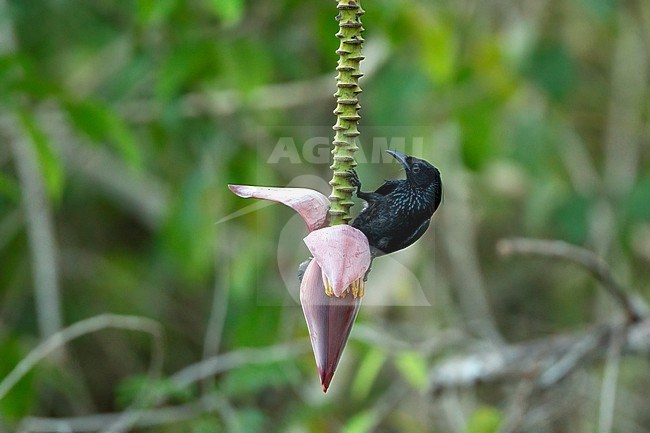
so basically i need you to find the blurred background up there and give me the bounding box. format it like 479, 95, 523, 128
1, 0, 650, 432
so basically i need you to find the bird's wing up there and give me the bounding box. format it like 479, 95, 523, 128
399, 218, 431, 250
373, 218, 431, 256
374, 179, 402, 196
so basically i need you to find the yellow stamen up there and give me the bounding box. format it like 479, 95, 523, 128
346, 278, 365, 299
351, 279, 359, 298
323, 274, 334, 297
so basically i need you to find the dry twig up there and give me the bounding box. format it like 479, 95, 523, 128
428, 239, 648, 394
0, 314, 163, 402
17, 393, 226, 433
427, 319, 650, 394
8, 124, 64, 340
496, 238, 645, 323
15, 341, 309, 432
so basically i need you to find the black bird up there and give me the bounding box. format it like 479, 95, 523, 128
350, 150, 442, 257
297, 150, 442, 283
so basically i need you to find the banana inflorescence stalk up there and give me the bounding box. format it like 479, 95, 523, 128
328, 0, 365, 226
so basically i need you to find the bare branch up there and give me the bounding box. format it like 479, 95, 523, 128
427, 319, 650, 394
16, 341, 309, 432
17, 393, 227, 433
496, 238, 645, 323
603, 11, 646, 198
437, 127, 503, 343
0, 314, 163, 402
95, 340, 308, 433
598, 329, 625, 433
200, 233, 233, 393
35, 108, 169, 229
8, 121, 64, 340
170, 340, 309, 389
498, 379, 537, 433
119, 37, 390, 122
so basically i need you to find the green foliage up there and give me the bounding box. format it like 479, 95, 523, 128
351, 347, 386, 401
341, 409, 376, 433
230, 407, 266, 433
394, 351, 428, 391
1, 0, 649, 432
626, 176, 650, 221
579, 0, 618, 20
18, 111, 64, 201
136, 0, 177, 26
161, 163, 219, 282
458, 99, 499, 170
207, 0, 245, 27
0, 338, 35, 421
222, 362, 300, 397
192, 417, 223, 433
64, 100, 143, 170
0, 172, 21, 203
464, 406, 503, 433
116, 375, 194, 409
524, 41, 577, 103
553, 194, 590, 245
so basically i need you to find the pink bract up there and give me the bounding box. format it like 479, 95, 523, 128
229, 183, 372, 392
304, 225, 371, 297
228, 185, 329, 232
299, 258, 360, 393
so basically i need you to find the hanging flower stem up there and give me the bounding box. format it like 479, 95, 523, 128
328, 0, 365, 226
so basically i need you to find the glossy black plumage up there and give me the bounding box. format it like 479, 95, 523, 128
350, 150, 442, 257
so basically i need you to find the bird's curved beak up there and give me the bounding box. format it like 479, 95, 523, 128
386, 150, 410, 171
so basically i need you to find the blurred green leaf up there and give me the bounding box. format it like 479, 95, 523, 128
464, 406, 503, 433
0, 172, 20, 203
232, 408, 265, 433
473, 39, 518, 98
394, 351, 428, 391
161, 164, 219, 283
0, 55, 22, 102
216, 39, 273, 91
626, 176, 650, 221
508, 111, 556, 175
578, 0, 618, 20
524, 179, 567, 233
412, 12, 457, 85
222, 362, 299, 397
116, 375, 194, 409
207, 0, 245, 26
136, 0, 178, 25
553, 194, 590, 245
156, 40, 216, 101
64, 100, 143, 170
351, 347, 386, 401
0, 54, 55, 102
524, 41, 576, 102
365, 60, 432, 125
341, 409, 376, 433
458, 99, 499, 170
192, 417, 223, 433
0, 338, 36, 421
18, 111, 64, 202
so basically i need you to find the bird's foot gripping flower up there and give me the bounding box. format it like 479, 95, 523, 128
228, 184, 371, 392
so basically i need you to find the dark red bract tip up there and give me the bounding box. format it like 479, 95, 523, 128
320, 367, 335, 393
300, 260, 361, 394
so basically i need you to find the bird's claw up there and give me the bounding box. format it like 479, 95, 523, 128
347, 169, 361, 190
